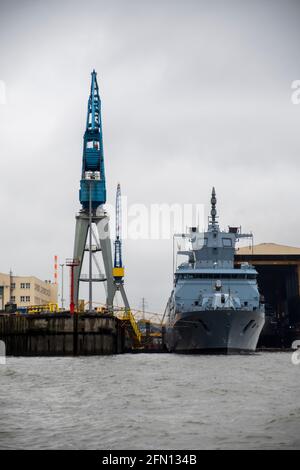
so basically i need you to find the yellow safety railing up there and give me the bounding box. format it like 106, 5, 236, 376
27, 303, 59, 314
117, 308, 142, 344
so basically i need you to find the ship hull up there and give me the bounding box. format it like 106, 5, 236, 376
165, 309, 265, 354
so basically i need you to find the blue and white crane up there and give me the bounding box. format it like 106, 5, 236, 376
73, 70, 115, 311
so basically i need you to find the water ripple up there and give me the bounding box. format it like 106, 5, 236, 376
0, 353, 299, 449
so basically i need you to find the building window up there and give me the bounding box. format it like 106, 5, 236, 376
11, 296, 15, 302
20, 296, 25, 302
41, 288, 50, 296
26, 296, 30, 302
21, 283, 30, 289
11, 283, 16, 289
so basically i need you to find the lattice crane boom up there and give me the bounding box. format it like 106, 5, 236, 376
113, 183, 124, 282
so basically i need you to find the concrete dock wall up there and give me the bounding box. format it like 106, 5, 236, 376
0, 313, 128, 356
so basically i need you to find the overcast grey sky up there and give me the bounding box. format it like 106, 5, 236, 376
0, 0, 300, 313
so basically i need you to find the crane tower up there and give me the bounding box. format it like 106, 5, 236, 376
112, 183, 130, 309
72, 70, 115, 311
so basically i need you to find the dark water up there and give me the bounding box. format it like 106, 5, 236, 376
0, 353, 299, 450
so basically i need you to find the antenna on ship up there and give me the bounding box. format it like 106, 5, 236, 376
209, 187, 218, 229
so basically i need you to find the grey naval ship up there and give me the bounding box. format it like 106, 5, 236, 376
165, 188, 265, 354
